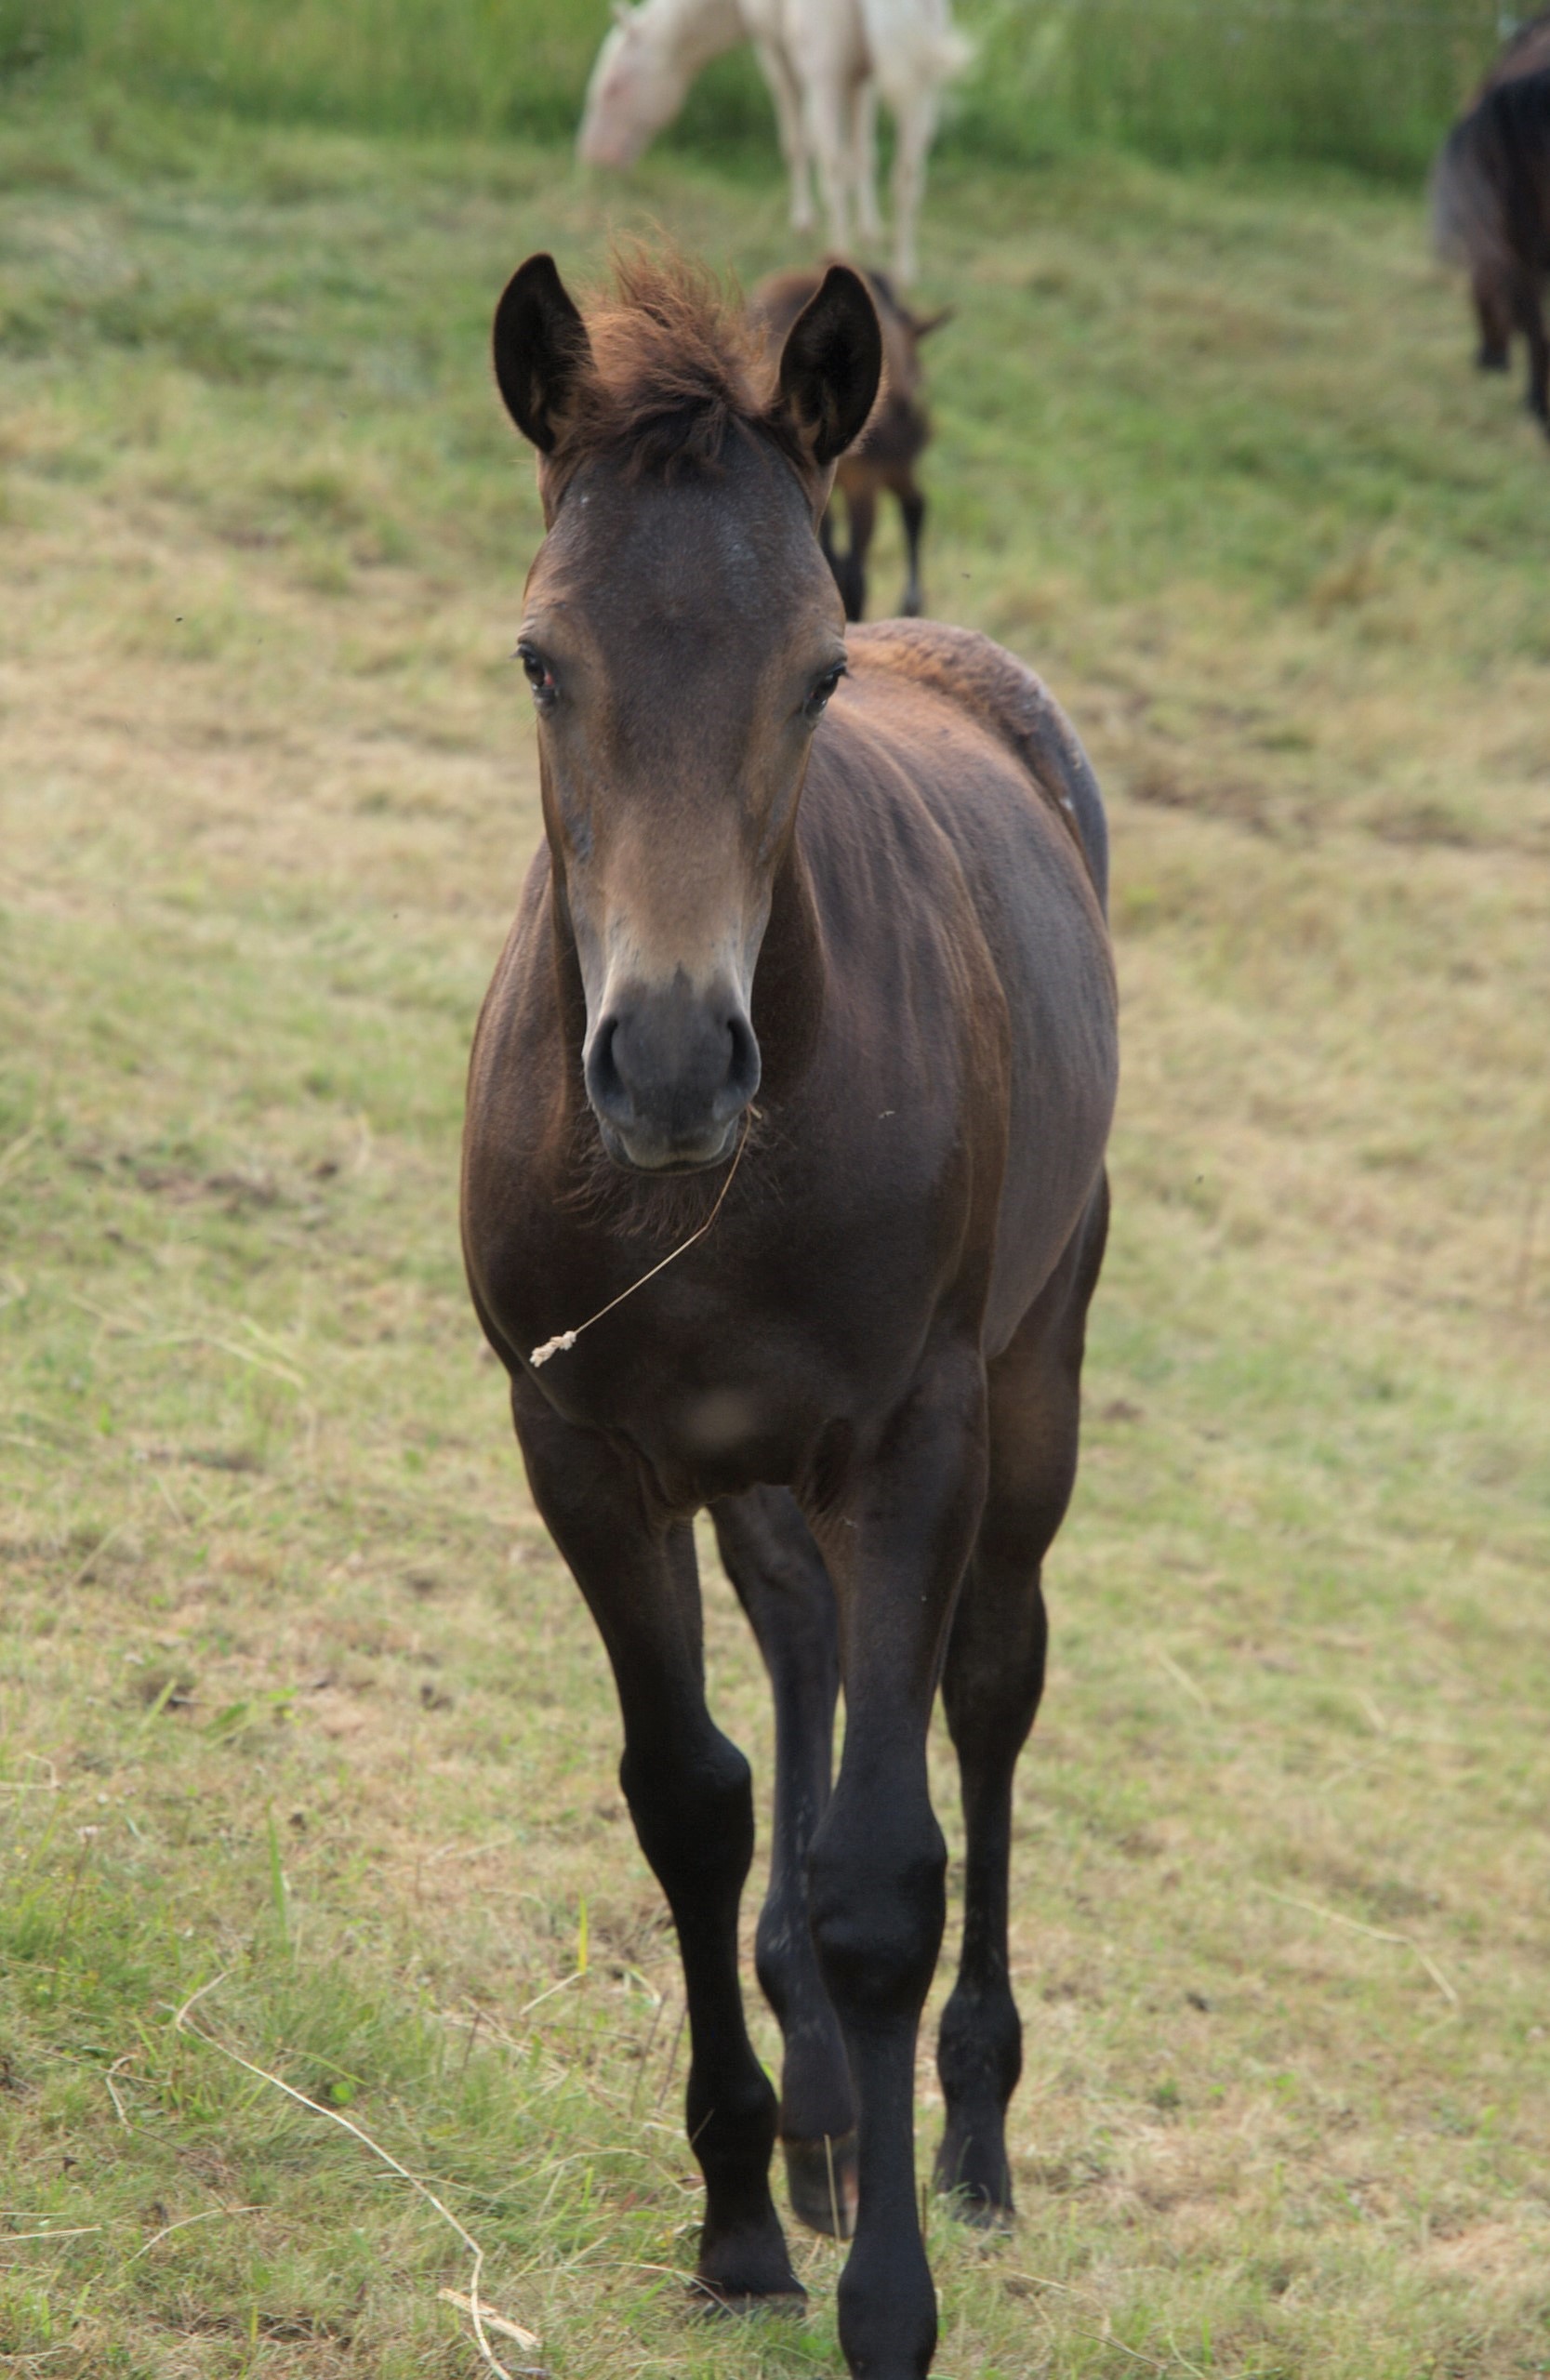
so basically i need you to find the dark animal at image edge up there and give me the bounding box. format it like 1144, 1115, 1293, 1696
1434, 25, 1550, 420
750, 263, 949, 621
461, 250, 1117, 2380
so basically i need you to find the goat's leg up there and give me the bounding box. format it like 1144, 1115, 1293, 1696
755, 38, 816, 235
805, 69, 855, 255
854, 78, 882, 242
712, 1488, 856, 2237
513, 1381, 799, 2307
803, 1337, 988, 2380
887, 85, 939, 288
934, 1180, 1108, 2220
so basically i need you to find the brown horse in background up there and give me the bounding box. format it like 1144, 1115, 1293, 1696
1434, 18, 1550, 413
750, 262, 948, 618
461, 249, 1116, 2380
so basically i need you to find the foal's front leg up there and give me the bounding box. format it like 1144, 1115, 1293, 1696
712, 1488, 857, 2237
805, 1342, 988, 2380
512, 1382, 800, 2307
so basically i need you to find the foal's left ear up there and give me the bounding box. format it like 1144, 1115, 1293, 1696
773, 263, 882, 469
493, 253, 594, 454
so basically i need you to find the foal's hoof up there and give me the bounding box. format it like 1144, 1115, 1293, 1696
693, 2219, 805, 2313
689, 2274, 807, 2318
784, 2131, 858, 2238
933, 2136, 1014, 2228
939, 2181, 1015, 2231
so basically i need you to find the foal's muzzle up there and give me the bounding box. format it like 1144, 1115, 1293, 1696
585, 978, 761, 1170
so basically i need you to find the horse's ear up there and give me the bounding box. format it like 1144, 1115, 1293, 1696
909, 304, 954, 341
493, 254, 593, 455
773, 262, 882, 469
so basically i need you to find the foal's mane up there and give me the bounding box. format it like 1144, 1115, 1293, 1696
551, 247, 805, 483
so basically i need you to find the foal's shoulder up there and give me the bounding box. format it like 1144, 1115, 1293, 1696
847, 620, 1108, 914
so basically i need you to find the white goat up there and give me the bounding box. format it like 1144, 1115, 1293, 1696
576, 0, 970, 286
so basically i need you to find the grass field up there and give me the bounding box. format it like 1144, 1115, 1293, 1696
0, 0, 1517, 176
2, 86, 1549, 2380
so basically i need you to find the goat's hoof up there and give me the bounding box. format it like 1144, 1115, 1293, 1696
784, 2131, 858, 2238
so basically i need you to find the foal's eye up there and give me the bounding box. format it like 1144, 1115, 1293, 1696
804, 663, 846, 721
517, 643, 557, 708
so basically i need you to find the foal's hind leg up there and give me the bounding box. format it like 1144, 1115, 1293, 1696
712, 1488, 857, 2237
934, 1178, 1109, 2220
512, 1381, 801, 2307
841, 483, 876, 621
896, 477, 926, 617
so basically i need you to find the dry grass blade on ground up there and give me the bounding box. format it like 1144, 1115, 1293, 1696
1, 93, 1547, 2380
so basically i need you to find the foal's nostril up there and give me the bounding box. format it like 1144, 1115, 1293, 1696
724, 1009, 761, 1105
585, 1014, 629, 1121
587, 987, 761, 1155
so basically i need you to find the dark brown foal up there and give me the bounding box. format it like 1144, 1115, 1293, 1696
750, 263, 948, 620
462, 249, 1116, 2380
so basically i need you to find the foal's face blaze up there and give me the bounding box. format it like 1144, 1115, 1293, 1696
521, 446, 846, 1172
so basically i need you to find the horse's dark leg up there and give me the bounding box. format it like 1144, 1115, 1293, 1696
897, 480, 926, 616
819, 502, 848, 612
1474, 270, 1511, 370
841, 483, 876, 621
804, 1340, 989, 2380
511, 1381, 800, 2308
934, 1178, 1109, 2222
1508, 265, 1550, 425
711, 1488, 857, 2237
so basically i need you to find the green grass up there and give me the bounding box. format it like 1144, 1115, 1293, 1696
3, 86, 1550, 2380
0, 0, 1517, 175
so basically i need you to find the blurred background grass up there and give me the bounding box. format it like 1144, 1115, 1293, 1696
0, 0, 1511, 178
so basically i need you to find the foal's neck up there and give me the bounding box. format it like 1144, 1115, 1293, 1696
749, 830, 827, 1104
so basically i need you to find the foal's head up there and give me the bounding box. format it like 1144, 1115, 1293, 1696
495, 250, 881, 1173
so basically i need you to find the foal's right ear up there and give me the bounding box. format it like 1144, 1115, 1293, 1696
493, 254, 593, 455
774, 262, 883, 469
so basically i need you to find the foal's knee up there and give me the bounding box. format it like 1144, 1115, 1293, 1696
619, 1729, 754, 1900
809, 1792, 947, 2020
937, 1974, 1022, 2115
